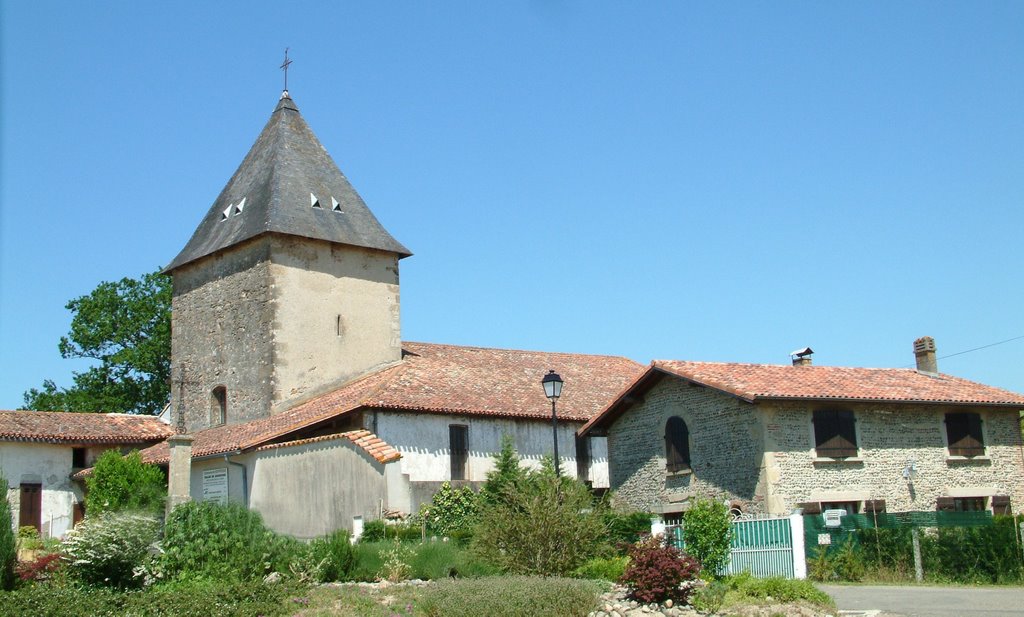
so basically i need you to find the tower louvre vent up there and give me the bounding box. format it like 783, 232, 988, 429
310, 192, 321, 209
331, 196, 341, 212
221, 205, 231, 221
234, 197, 246, 215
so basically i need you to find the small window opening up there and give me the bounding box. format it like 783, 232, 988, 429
72, 447, 87, 469
945, 412, 984, 457
310, 192, 322, 209
331, 196, 342, 212
211, 386, 227, 426
813, 409, 857, 458
336, 314, 343, 337
664, 416, 691, 473
449, 425, 469, 481
220, 205, 231, 221
234, 197, 246, 215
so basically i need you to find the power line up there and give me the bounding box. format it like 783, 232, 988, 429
937, 334, 1024, 361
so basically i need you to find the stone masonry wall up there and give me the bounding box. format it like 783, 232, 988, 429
171, 235, 402, 431
762, 401, 1024, 514
268, 236, 401, 411
172, 238, 274, 431
608, 376, 764, 514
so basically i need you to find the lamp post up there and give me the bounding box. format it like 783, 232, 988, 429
542, 370, 564, 477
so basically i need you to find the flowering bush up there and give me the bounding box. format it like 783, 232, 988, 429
61, 511, 161, 588
415, 482, 479, 536
619, 535, 701, 604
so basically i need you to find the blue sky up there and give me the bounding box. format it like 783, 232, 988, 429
2, 2, 1022, 410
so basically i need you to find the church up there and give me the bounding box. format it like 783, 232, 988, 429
142, 89, 643, 538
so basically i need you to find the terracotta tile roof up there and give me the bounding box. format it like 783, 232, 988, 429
140, 341, 643, 464
255, 429, 401, 464
368, 342, 644, 422
582, 361, 1024, 435
139, 363, 403, 464
652, 361, 1024, 405
0, 410, 174, 444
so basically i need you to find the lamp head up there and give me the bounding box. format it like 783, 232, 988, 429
542, 370, 563, 401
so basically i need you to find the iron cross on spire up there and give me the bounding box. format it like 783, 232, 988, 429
280, 48, 293, 92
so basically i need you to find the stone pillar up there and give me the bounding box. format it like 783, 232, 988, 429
166, 434, 194, 517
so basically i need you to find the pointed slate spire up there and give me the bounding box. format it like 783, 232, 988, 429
166, 93, 411, 272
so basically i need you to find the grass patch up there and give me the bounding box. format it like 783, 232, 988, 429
418, 576, 601, 617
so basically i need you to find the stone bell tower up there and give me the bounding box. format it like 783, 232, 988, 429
165, 92, 411, 432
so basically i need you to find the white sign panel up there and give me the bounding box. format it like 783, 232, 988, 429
202, 468, 229, 504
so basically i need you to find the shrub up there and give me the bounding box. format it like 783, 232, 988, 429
472, 471, 608, 576
307, 528, 355, 582
85, 450, 166, 515
478, 434, 527, 508
0, 473, 15, 591
360, 519, 422, 543
572, 555, 629, 581
724, 572, 834, 607
61, 511, 161, 588
415, 482, 480, 536
619, 535, 701, 604
418, 575, 601, 617
159, 501, 300, 582
682, 497, 732, 576
14, 552, 64, 582
691, 580, 727, 613
17, 526, 43, 551
604, 510, 654, 549
0, 579, 299, 617
350, 541, 388, 581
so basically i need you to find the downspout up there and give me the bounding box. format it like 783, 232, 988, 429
224, 452, 248, 507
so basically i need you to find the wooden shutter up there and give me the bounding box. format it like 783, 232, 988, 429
664, 417, 690, 472
946, 412, 984, 457
814, 410, 857, 458
991, 495, 1012, 515
575, 434, 590, 482
19, 484, 42, 532
449, 425, 468, 481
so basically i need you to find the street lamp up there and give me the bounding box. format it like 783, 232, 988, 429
542, 370, 564, 476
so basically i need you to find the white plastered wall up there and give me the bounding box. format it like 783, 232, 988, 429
0, 442, 81, 538
369, 411, 607, 486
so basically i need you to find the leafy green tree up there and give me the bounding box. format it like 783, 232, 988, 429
472, 468, 608, 576
21, 269, 171, 415
0, 473, 15, 591
683, 497, 733, 576
85, 450, 166, 515
478, 434, 527, 507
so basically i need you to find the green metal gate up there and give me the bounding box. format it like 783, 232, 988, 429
663, 514, 797, 578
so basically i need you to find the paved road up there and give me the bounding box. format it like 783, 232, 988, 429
819, 584, 1024, 617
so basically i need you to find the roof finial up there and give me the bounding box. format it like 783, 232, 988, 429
280, 48, 293, 98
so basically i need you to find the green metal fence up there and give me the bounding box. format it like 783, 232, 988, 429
803, 510, 993, 557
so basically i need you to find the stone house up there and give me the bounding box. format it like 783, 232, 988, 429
0, 411, 172, 537
137, 90, 642, 537
580, 339, 1024, 517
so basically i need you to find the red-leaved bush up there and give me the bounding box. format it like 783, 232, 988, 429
619, 535, 701, 604
15, 552, 64, 582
